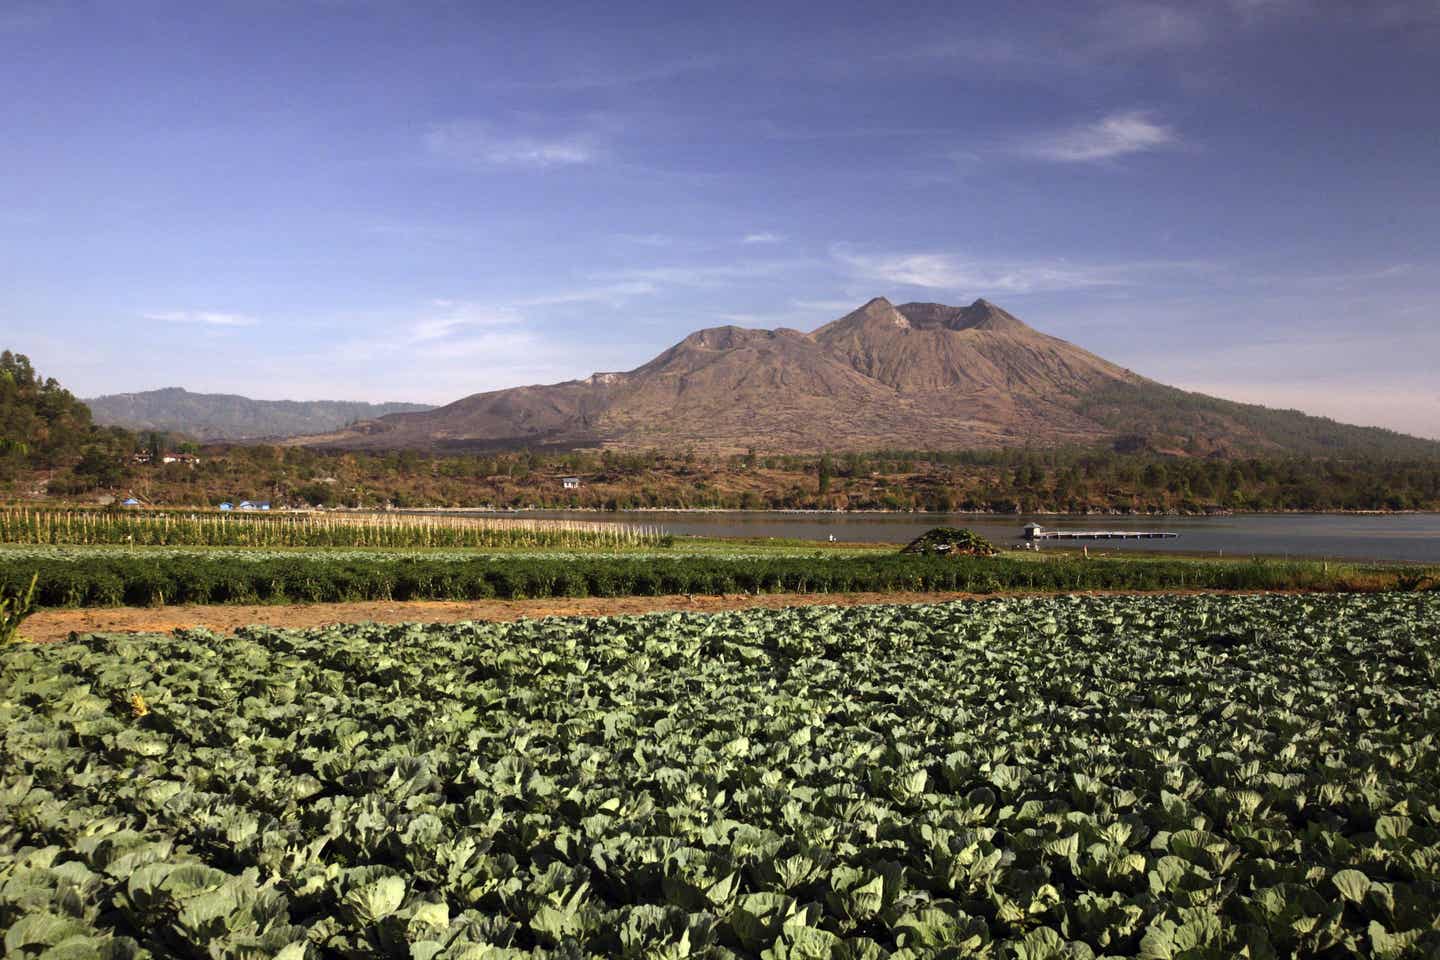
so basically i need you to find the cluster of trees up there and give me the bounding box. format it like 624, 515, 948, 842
900, 450, 1440, 513
23, 441, 1437, 514
0, 351, 133, 488
781, 447, 1440, 513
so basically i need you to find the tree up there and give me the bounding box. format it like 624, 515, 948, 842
73, 446, 124, 488
0, 350, 96, 467
817, 454, 834, 495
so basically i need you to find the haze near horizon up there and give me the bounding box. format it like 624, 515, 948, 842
3, 0, 1438, 438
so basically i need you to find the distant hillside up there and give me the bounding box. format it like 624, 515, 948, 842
85, 387, 433, 440
294, 297, 1440, 458
1077, 380, 1440, 459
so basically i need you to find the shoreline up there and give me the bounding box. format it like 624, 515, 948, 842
401, 506, 1440, 517
7, 499, 1438, 518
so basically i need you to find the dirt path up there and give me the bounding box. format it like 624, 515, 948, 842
20, 587, 1296, 644
20, 590, 1072, 643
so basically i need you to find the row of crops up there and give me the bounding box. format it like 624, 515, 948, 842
2, 593, 1438, 957
0, 551, 1391, 608
0, 507, 665, 550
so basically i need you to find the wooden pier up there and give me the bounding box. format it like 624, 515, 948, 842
1022, 523, 1177, 542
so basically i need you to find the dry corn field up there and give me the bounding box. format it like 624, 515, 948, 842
0, 507, 665, 549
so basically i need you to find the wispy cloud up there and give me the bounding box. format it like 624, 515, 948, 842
423, 122, 599, 168
1122, 321, 1440, 439
408, 300, 520, 343
602, 259, 810, 288
915, 2, 1207, 72
1229, 0, 1440, 27
1090, 2, 1209, 54
1371, 0, 1440, 27
831, 244, 1199, 295
1019, 110, 1179, 163
324, 296, 646, 402
0, 3, 49, 33
514, 281, 658, 307
613, 233, 673, 247
144, 310, 258, 327
792, 298, 864, 313
1227, 0, 1301, 17
479, 55, 727, 92
410, 281, 659, 343
713, 296, 877, 329
335, 324, 570, 399
760, 121, 954, 143
742, 232, 784, 245
1260, 262, 1419, 293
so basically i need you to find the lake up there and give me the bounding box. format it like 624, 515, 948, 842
447, 510, 1440, 563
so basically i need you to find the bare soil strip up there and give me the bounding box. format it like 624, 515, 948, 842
21, 588, 1273, 644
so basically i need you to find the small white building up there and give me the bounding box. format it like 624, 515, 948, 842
561, 477, 581, 490
1022, 523, 1045, 540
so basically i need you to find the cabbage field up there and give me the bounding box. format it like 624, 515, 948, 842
2, 593, 1438, 958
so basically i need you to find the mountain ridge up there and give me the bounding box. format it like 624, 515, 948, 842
288, 298, 1440, 458
85, 387, 434, 441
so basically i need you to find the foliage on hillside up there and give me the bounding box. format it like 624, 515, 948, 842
1080, 380, 1440, 459
0, 352, 102, 473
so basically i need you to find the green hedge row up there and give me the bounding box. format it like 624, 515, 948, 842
0, 553, 1365, 608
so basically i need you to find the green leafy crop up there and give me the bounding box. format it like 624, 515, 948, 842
0, 550, 1406, 609
0, 572, 36, 645
1, 593, 1438, 957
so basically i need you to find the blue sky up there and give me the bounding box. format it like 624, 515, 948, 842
3, 0, 1438, 437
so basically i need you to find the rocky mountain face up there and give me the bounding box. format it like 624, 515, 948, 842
85, 387, 433, 440
290, 298, 1438, 457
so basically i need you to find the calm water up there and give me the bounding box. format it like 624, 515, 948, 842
453, 510, 1440, 563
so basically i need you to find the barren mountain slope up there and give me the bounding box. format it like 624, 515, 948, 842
291, 298, 1438, 456
811, 297, 1138, 395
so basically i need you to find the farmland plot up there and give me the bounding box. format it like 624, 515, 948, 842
2, 594, 1439, 958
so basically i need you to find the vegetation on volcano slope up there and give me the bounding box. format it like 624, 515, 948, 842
2, 593, 1439, 958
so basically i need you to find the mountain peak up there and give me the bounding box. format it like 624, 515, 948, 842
964, 298, 1027, 331
676, 325, 789, 350
818, 296, 913, 335
892, 299, 1029, 333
